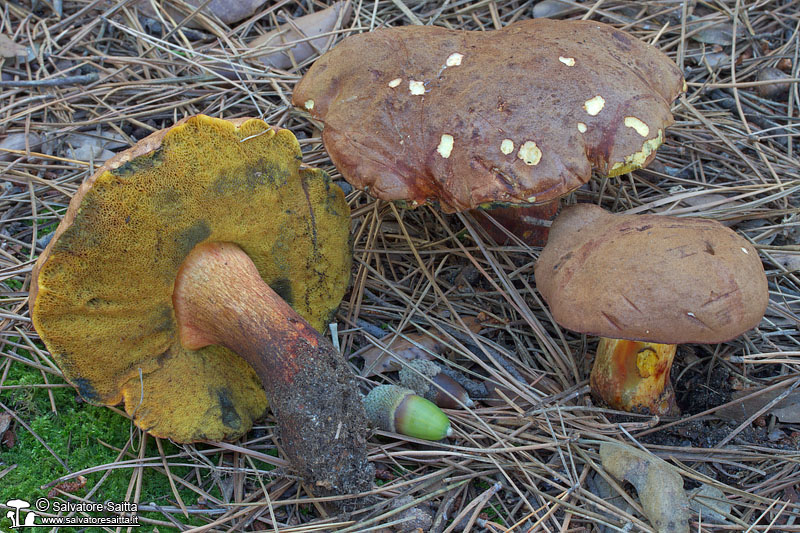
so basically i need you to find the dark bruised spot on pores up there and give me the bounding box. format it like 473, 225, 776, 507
269, 277, 294, 307
175, 220, 211, 262
111, 147, 164, 179
153, 305, 174, 333
216, 388, 242, 430
73, 377, 100, 402
212, 160, 290, 195
153, 188, 182, 218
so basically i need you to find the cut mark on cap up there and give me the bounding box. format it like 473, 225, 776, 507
304, 99, 315, 110
445, 53, 464, 67
583, 95, 605, 116
437, 134, 454, 158
527, 195, 537, 203
409, 81, 425, 95
559, 56, 576, 66
500, 139, 515, 155
577, 122, 587, 133
741, 247, 749, 254
624, 116, 650, 137
517, 141, 542, 166
388, 78, 402, 88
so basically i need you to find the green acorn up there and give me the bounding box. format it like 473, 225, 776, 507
363, 385, 452, 441
399, 359, 473, 409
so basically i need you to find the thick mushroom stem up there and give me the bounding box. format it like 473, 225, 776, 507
470, 200, 559, 246
589, 338, 678, 416
173, 241, 373, 497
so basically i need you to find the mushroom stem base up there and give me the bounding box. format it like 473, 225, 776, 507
589, 338, 678, 416
173, 242, 373, 501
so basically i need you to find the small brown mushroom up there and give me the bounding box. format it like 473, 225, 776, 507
30, 115, 372, 496
293, 19, 684, 244
535, 204, 768, 415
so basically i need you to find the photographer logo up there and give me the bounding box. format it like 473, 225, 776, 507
4, 498, 139, 529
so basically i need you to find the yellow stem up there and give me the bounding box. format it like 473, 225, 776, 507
589, 338, 679, 415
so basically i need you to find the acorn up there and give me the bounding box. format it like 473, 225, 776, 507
363, 385, 452, 440
399, 359, 473, 409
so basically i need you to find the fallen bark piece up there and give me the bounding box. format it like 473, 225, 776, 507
599, 441, 690, 533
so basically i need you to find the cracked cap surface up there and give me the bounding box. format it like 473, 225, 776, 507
30, 115, 351, 442
293, 19, 684, 212
534, 204, 768, 344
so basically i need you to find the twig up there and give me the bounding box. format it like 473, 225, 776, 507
0, 73, 99, 88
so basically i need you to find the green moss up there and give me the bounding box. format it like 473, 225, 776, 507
0, 362, 206, 529
3, 279, 22, 291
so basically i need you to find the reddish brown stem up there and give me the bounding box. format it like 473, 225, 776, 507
470, 200, 559, 246
173, 242, 373, 498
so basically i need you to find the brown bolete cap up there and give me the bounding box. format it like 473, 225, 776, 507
535, 204, 768, 344
293, 19, 685, 212
30, 115, 351, 442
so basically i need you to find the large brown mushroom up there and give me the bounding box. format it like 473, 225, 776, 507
292, 19, 684, 244
29, 115, 373, 496
535, 204, 769, 415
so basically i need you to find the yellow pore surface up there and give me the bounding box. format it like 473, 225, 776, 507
32, 115, 351, 442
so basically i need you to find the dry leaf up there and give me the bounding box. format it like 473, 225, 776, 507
0, 34, 28, 59
250, 2, 352, 70
0, 413, 11, 437
695, 50, 730, 70
689, 484, 730, 524
136, 0, 268, 27
689, 21, 744, 46
356, 317, 482, 377
359, 331, 444, 376
0, 133, 42, 162
717, 387, 800, 424
600, 441, 690, 533
756, 67, 791, 99
532, 0, 579, 19
772, 254, 800, 272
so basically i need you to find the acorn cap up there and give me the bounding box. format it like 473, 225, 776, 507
534, 204, 768, 344
30, 115, 351, 442
293, 19, 684, 212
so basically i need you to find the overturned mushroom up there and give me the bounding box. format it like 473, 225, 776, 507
293, 19, 684, 244
30, 115, 373, 496
535, 204, 768, 415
